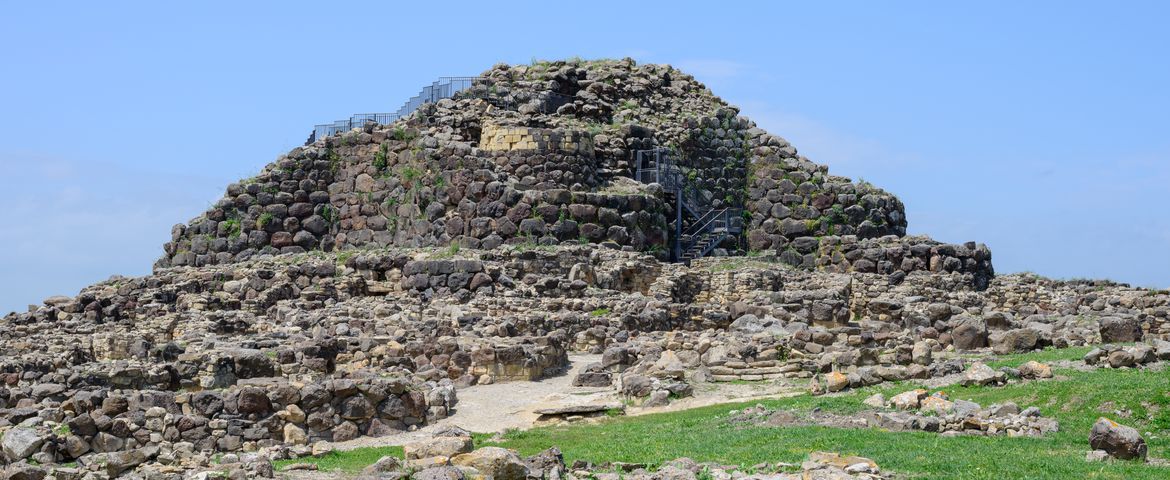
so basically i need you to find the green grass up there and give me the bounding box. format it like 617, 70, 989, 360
479, 349, 1170, 480
269, 348, 1170, 479
981, 345, 1096, 368
272, 446, 402, 474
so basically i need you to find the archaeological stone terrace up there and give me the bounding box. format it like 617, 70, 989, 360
1, 58, 1168, 479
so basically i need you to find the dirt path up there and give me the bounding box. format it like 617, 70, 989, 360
328, 354, 611, 450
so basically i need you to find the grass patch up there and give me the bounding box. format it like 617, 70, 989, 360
272, 446, 402, 474
982, 345, 1095, 368
481, 348, 1170, 480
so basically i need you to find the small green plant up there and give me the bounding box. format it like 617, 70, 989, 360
321, 205, 337, 225
400, 165, 422, 186
222, 217, 241, 239
589, 308, 611, 317
53, 424, 71, 436
391, 126, 415, 142
326, 146, 342, 176
437, 243, 462, 258
373, 143, 389, 172
257, 212, 274, 229
830, 204, 846, 222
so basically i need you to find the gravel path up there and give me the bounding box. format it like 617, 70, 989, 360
326, 354, 610, 450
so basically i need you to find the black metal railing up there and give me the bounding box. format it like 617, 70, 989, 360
679, 207, 742, 260
306, 77, 481, 145
632, 147, 743, 262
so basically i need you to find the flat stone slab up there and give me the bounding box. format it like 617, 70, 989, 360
534, 403, 623, 416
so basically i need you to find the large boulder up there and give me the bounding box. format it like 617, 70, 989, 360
2, 463, 46, 480
103, 448, 149, 477
363, 455, 401, 474
889, 389, 927, 410
620, 374, 654, 397
404, 435, 474, 460
572, 365, 612, 387
236, 386, 272, 415
413, 466, 465, 480
951, 315, 988, 351
1099, 317, 1142, 343
283, 424, 308, 445
190, 391, 225, 416
649, 351, 685, 379
990, 328, 1040, 354
1, 428, 45, 460
231, 349, 276, 379
1018, 361, 1053, 379
961, 363, 1005, 386
523, 447, 565, 479
340, 395, 375, 420
451, 447, 529, 480
1089, 417, 1147, 460
825, 371, 849, 393
1107, 350, 1136, 369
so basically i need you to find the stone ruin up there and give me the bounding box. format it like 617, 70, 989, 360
0, 58, 1167, 478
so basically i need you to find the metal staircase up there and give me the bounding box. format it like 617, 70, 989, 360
633, 148, 742, 263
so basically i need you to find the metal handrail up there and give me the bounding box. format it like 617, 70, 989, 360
306, 76, 483, 145
635, 149, 702, 219
682, 208, 728, 239
692, 231, 730, 259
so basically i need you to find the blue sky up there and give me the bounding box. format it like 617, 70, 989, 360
2, 1, 1167, 312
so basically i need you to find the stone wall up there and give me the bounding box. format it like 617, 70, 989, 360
480, 124, 594, 156
0, 375, 452, 465
745, 160, 906, 247
159, 123, 672, 269
676, 109, 751, 212
161, 153, 338, 268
